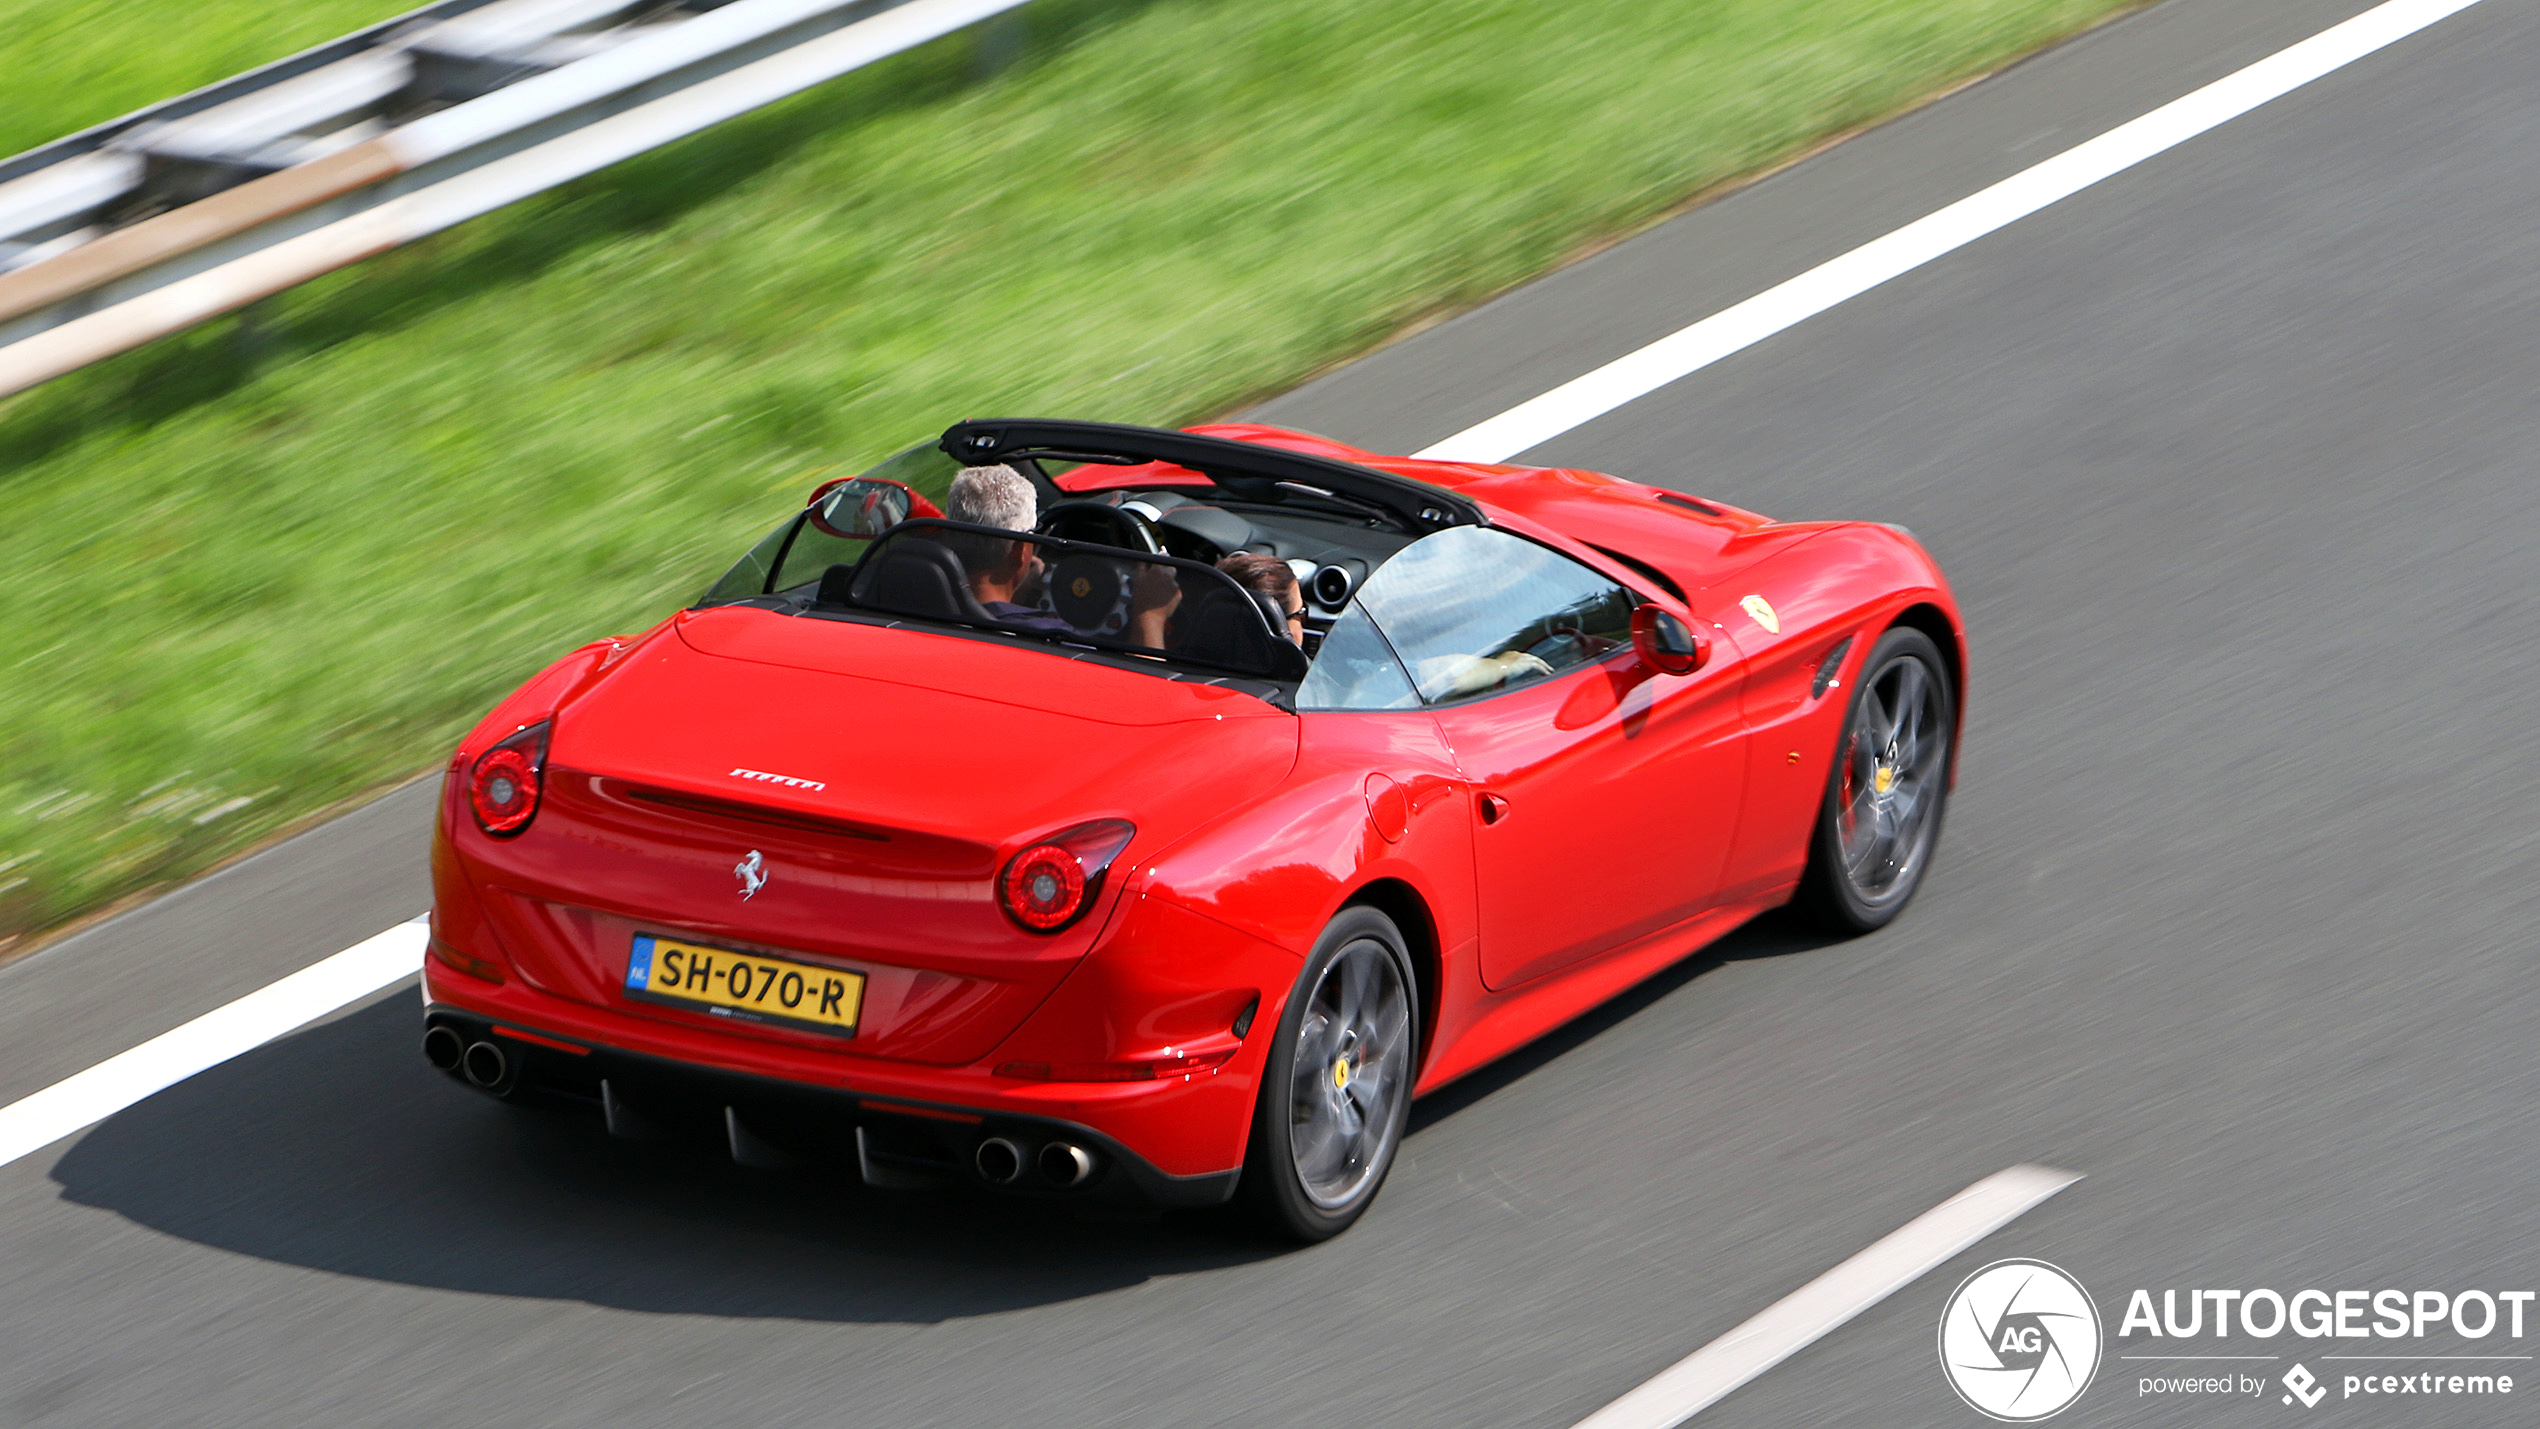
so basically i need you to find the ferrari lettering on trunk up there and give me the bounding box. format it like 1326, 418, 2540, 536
728, 766, 826, 791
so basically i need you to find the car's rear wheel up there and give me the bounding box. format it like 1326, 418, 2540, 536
1236, 906, 1418, 1242
1794, 626, 1955, 933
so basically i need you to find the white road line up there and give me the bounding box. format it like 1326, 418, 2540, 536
0, 917, 424, 1170
1572, 1165, 2083, 1429
1417, 0, 2492, 464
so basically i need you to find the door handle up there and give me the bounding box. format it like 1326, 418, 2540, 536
1478, 792, 1511, 825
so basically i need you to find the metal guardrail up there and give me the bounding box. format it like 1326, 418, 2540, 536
0, 0, 1031, 400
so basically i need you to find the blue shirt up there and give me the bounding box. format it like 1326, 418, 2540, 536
982, 600, 1075, 635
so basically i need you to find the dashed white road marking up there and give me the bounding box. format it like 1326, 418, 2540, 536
1418, 0, 2492, 464
1570, 1165, 2083, 1429
0, 917, 424, 1170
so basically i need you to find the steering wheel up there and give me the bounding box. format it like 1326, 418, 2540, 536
1033, 502, 1167, 635
1036, 500, 1163, 555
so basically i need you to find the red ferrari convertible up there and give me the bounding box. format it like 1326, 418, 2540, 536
421, 420, 1961, 1239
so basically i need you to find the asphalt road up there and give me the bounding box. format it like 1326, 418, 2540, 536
6, 0, 2536, 1423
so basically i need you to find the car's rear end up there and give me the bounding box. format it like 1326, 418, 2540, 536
422, 606, 1303, 1203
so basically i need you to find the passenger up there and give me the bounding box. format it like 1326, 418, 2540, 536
1415, 648, 1555, 698
943, 464, 1071, 633
1216, 553, 1308, 647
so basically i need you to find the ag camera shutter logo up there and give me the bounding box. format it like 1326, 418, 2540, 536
1939, 1259, 2103, 1420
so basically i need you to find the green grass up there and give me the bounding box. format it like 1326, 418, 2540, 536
1, 0, 419, 159
0, 0, 2136, 948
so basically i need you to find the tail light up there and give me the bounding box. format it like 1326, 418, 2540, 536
999, 819, 1134, 933
468, 721, 550, 837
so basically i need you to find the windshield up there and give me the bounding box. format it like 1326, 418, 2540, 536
1356, 525, 1635, 702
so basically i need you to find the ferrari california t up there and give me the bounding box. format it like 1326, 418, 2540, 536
420, 419, 1961, 1240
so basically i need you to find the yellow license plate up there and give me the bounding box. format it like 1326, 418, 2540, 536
625, 934, 864, 1037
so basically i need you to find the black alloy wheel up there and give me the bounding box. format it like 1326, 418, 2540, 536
1236, 906, 1419, 1242
1794, 625, 1955, 933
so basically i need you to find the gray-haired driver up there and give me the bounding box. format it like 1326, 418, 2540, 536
946, 464, 1180, 643
943, 464, 1067, 632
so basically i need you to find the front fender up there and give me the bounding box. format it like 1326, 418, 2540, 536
1712, 522, 1961, 899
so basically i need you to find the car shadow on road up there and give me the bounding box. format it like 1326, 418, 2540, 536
1408, 909, 1847, 1134
50, 910, 1843, 1322
49, 995, 1274, 1324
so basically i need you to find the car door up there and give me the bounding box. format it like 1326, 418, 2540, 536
1356, 525, 1751, 990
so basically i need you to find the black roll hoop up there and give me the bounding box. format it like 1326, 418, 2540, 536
941, 419, 1484, 535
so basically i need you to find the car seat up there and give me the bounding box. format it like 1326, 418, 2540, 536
830, 539, 994, 623
1176, 584, 1309, 680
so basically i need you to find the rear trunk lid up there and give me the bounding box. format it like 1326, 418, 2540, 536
472, 608, 1296, 1065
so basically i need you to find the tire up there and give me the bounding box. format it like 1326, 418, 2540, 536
1792, 626, 1956, 933
1235, 906, 1420, 1242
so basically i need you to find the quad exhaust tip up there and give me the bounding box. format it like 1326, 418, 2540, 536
975, 1138, 1094, 1187
1039, 1142, 1095, 1188
422, 1025, 464, 1071
460, 1039, 508, 1088
974, 1137, 1024, 1185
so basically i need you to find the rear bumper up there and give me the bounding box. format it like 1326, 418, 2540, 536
421, 962, 1249, 1207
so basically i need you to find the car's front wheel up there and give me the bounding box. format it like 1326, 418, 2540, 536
1236, 906, 1419, 1242
1794, 625, 1956, 932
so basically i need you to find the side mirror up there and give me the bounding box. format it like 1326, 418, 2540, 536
1630, 604, 1706, 675
806, 476, 942, 539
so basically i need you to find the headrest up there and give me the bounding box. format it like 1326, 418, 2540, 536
1179, 585, 1309, 682
838, 538, 992, 623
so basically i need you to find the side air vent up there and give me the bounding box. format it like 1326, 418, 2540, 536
1812, 636, 1855, 699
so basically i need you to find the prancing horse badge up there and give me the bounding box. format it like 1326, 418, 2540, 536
734, 849, 767, 900
1740, 594, 1781, 634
